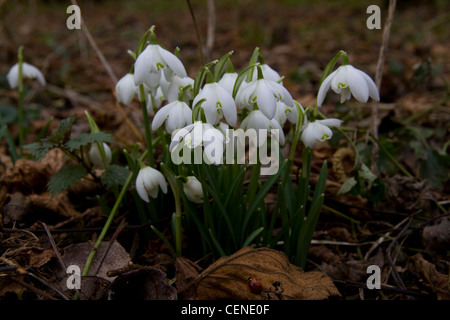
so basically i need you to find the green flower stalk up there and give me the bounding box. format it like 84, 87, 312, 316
7, 46, 46, 153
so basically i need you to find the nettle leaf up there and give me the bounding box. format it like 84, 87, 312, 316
48, 164, 87, 195
24, 140, 56, 161
47, 115, 77, 144
101, 165, 131, 189
65, 132, 114, 152
24, 115, 77, 161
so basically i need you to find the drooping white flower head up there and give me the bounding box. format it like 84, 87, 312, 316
170, 121, 225, 165
152, 100, 192, 133
317, 65, 380, 106
88, 143, 112, 169
146, 87, 165, 112
193, 82, 237, 127
135, 166, 168, 202
240, 110, 285, 146
134, 44, 187, 88
250, 64, 282, 83
217, 72, 238, 96
164, 75, 194, 103
7, 62, 46, 89
183, 176, 203, 204
115, 73, 138, 105
274, 101, 300, 126
300, 118, 343, 148
236, 78, 293, 120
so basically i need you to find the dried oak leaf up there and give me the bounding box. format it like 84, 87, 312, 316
197, 247, 340, 300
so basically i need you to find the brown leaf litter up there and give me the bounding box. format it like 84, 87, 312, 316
195, 246, 340, 300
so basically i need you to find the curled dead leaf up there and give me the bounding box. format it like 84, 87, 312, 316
412, 254, 450, 300
196, 247, 340, 300
1, 149, 65, 195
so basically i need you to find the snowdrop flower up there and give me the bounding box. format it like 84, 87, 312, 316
240, 110, 285, 146
152, 100, 192, 133
170, 121, 225, 165
217, 72, 238, 96
236, 78, 293, 120
135, 166, 168, 202
193, 82, 237, 126
317, 65, 380, 106
250, 64, 282, 83
183, 176, 203, 203
164, 75, 194, 103
115, 73, 138, 105
274, 101, 299, 126
7, 62, 46, 89
88, 143, 112, 169
134, 44, 187, 88
146, 87, 165, 112
300, 118, 343, 148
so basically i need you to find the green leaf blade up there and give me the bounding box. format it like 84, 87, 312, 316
48, 165, 87, 195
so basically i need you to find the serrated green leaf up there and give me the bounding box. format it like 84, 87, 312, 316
65, 132, 114, 152
100, 165, 131, 189
47, 115, 77, 145
48, 165, 87, 195
24, 116, 77, 161
24, 140, 56, 161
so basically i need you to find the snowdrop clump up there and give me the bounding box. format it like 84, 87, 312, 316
109, 26, 380, 260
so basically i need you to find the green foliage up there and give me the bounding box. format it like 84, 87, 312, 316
101, 164, 131, 189
24, 115, 76, 160
338, 163, 386, 203
48, 164, 87, 195
65, 132, 114, 152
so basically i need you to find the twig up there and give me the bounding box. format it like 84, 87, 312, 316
372, 0, 397, 174
93, 218, 127, 276
8, 276, 59, 300
386, 216, 414, 294
70, 0, 117, 84
333, 279, 429, 298
41, 222, 66, 272
186, 0, 206, 65
205, 0, 216, 61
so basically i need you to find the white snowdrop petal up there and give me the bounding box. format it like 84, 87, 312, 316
347, 67, 369, 103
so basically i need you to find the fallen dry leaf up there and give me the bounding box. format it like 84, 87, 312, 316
60, 240, 131, 281
196, 246, 340, 300
26, 248, 55, 268
175, 257, 203, 299
1, 149, 65, 195
423, 218, 450, 263
412, 254, 450, 300
109, 268, 178, 300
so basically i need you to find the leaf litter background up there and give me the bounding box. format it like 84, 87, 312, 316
0, 0, 449, 300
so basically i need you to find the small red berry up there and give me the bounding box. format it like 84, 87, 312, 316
247, 276, 263, 294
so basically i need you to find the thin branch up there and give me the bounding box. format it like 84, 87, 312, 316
372, 0, 397, 174
70, 0, 118, 84
205, 0, 216, 61
186, 0, 206, 65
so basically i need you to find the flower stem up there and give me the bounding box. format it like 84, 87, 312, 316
161, 163, 183, 257
17, 46, 24, 154
139, 85, 155, 167
82, 170, 134, 276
